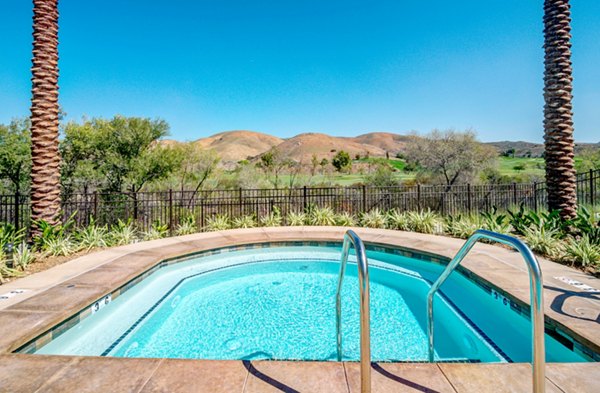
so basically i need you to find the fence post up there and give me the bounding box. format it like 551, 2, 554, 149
168, 189, 174, 234
200, 197, 205, 230
590, 169, 595, 206
14, 190, 20, 231
303, 186, 307, 211
533, 182, 538, 211
512, 182, 518, 206
93, 191, 98, 220
417, 184, 421, 211
132, 186, 138, 221
361, 185, 367, 213
467, 183, 472, 212
238, 187, 243, 216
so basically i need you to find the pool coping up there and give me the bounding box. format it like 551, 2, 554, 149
0, 227, 598, 391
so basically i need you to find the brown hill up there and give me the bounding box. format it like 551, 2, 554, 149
487, 140, 600, 157
350, 132, 411, 155
194, 130, 284, 162
271, 133, 385, 162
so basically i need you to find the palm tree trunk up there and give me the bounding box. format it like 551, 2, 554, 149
30, 0, 62, 232
543, 0, 577, 220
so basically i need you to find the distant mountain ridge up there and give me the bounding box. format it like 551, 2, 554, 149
165, 130, 599, 163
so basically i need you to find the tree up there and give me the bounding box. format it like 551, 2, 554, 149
364, 162, 397, 187
61, 116, 177, 194
0, 120, 31, 193
405, 129, 497, 186
257, 149, 294, 188
30, 0, 61, 230
332, 151, 351, 172
543, 0, 577, 219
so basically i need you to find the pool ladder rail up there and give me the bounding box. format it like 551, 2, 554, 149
427, 229, 546, 393
336, 230, 371, 393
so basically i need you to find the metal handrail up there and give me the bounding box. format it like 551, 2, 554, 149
336, 230, 371, 393
427, 229, 545, 393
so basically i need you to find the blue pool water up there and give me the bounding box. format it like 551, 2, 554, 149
35, 246, 589, 363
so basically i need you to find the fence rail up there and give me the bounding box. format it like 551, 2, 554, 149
1, 169, 598, 233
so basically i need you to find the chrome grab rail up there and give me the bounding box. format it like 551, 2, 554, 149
336, 230, 371, 393
427, 229, 545, 393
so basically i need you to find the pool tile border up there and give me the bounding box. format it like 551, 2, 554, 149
14, 239, 600, 362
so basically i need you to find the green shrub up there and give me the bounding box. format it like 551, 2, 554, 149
43, 236, 77, 257
205, 215, 231, 231
109, 219, 138, 245
232, 215, 257, 229
387, 210, 409, 231
32, 212, 77, 251
260, 211, 282, 227
175, 215, 198, 235
335, 212, 356, 226
481, 208, 512, 235
562, 235, 600, 267
13, 242, 35, 270
0, 224, 25, 252
360, 209, 387, 229
75, 220, 108, 251
309, 206, 337, 226
445, 214, 480, 239
287, 212, 307, 226
143, 221, 170, 240
522, 226, 562, 258
406, 209, 443, 234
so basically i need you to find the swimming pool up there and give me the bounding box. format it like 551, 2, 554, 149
33, 245, 589, 363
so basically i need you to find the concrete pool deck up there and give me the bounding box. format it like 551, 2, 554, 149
0, 227, 598, 392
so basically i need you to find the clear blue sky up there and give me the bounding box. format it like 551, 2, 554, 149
1, 1, 599, 142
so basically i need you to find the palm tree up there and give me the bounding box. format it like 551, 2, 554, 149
30, 0, 62, 233
543, 0, 577, 220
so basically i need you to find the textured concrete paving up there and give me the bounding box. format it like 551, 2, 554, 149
0, 227, 598, 392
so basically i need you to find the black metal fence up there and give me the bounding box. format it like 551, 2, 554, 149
1, 169, 598, 232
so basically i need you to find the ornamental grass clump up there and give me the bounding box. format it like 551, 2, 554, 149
386, 210, 409, 231
175, 215, 198, 235
335, 212, 356, 227
232, 215, 257, 229
522, 226, 563, 259
75, 219, 108, 251
406, 209, 444, 234
445, 214, 481, 239
109, 219, 138, 245
562, 235, 600, 267
287, 212, 307, 226
205, 215, 231, 231
13, 242, 35, 270
360, 209, 387, 229
43, 236, 77, 257
309, 206, 337, 226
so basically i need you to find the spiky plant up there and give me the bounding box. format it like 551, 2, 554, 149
523, 226, 563, 258
287, 212, 307, 226
109, 219, 138, 245
406, 210, 444, 234
143, 221, 170, 240
43, 236, 76, 257
309, 206, 337, 226
232, 215, 257, 229
13, 242, 35, 270
360, 209, 387, 229
562, 235, 600, 267
260, 211, 282, 227
543, 0, 577, 220
30, 0, 62, 235
387, 210, 410, 231
445, 214, 481, 239
75, 220, 108, 251
205, 215, 231, 231
335, 212, 356, 227
175, 215, 198, 235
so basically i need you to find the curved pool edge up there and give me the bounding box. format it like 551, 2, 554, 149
0, 227, 599, 360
